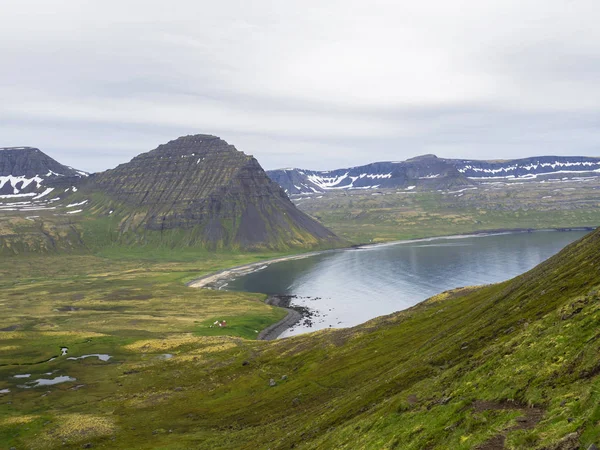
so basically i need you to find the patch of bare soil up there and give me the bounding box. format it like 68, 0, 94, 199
473, 400, 544, 450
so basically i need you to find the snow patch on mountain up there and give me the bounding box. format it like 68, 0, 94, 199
0, 175, 43, 194
457, 159, 600, 178
33, 188, 54, 200
269, 155, 600, 195
66, 200, 88, 208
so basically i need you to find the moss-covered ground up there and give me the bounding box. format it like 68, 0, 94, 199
2, 229, 600, 448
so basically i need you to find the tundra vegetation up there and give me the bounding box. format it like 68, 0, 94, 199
1, 228, 600, 449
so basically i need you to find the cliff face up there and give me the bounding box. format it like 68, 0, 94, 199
90, 135, 341, 249
0, 147, 86, 196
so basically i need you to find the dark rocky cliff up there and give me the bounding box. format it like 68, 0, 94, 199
89, 135, 341, 249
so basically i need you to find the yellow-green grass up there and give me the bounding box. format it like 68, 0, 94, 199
2, 229, 600, 448
0, 252, 291, 367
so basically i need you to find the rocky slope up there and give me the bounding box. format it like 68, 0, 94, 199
88, 135, 341, 249
0, 146, 87, 198
270, 155, 600, 194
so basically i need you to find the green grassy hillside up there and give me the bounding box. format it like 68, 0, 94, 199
2, 229, 600, 448
296, 183, 600, 243
0, 192, 345, 256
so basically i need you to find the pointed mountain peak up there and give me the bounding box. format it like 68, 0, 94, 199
89, 134, 341, 250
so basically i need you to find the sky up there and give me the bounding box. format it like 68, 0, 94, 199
1, 0, 600, 173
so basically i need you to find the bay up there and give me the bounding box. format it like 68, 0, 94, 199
226, 230, 589, 337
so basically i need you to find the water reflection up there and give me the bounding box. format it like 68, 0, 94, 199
227, 231, 588, 337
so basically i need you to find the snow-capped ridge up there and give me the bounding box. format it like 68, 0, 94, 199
457, 158, 600, 179
268, 155, 600, 195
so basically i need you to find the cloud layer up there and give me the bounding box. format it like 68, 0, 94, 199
1, 0, 599, 172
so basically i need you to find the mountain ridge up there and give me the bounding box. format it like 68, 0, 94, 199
269, 154, 600, 194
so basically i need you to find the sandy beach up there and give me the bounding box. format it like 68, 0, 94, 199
186, 249, 340, 289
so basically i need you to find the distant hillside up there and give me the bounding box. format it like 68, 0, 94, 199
455, 155, 600, 179
269, 155, 600, 194
87, 135, 341, 250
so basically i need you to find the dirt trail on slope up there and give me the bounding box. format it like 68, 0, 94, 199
474, 400, 544, 450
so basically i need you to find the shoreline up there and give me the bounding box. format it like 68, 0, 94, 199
353, 226, 596, 250
186, 248, 343, 289
187, 226, 596, 340
256, 295, 303, 341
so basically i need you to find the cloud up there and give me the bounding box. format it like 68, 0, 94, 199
1, 0, 599, 172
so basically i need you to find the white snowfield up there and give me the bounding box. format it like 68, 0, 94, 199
0, 175, 43, 194
306, 171, 392, 191
444, 187, 478, 195
0, 185, 87, 213
0, 192, 37, 199
66, 200, 88, 208
33, 187, 54, 199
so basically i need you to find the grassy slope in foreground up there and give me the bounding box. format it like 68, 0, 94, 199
1, 232, 600, 448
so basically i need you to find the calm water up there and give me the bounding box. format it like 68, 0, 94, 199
227, 231, 588, 337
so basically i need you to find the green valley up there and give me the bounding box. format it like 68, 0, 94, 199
2, 221, 600, 449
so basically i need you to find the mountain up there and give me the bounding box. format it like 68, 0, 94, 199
86, 135, 341, 250
455, 155, 600, 179
268, 154, 471, 195
0, 146, 87, 199
269, 154, 600, 194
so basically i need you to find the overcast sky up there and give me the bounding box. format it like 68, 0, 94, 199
1, 0, 600, 172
